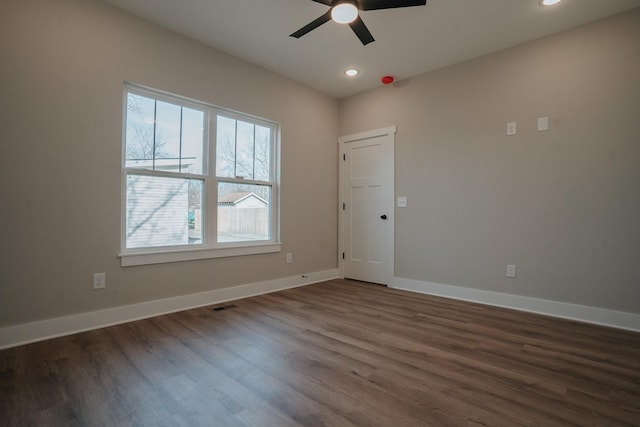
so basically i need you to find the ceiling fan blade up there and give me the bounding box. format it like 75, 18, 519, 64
349, 16, 375, 45
310, 0, 332, 5
290, 10, 332, 38
359, 0, 427, 11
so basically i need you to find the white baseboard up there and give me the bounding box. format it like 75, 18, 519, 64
4, 270, 635, 350
0, 269, 339, 350
391, 277, 640, 332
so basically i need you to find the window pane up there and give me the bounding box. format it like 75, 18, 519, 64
215, 116, 272, 182
216, 115, 236, 178
154, 101, 181, 172
254, 124, 271, 181
126, 93, 206, 175
126, 174, 203, 248
236, 120, 254, 180
125, 93, 155, 169
218, 182, 271, 243
181, 108, 204, 174
188, 180, 203, 244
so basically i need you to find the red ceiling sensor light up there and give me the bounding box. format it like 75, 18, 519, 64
381, 75, 394, 85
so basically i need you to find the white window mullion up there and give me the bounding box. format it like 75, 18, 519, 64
124, 168, 205, 181
272, 123, 279, 243
207, 110, 218, 246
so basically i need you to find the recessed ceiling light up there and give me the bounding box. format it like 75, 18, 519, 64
345, 69, 359, 77
541, 0, 563, 6
332, 3, 359, 24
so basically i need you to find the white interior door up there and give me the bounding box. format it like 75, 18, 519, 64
339, 127, 395, 285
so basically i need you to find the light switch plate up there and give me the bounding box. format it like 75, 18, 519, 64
538, 116, 549, 131
397, 197, 407, 208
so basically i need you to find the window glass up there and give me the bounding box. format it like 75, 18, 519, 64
217, 182, 271, 243
216, 115, 236, 178
216, 115, 272, 182
154, 100, 181, 171
126, 175, 203, 248
125, 93, 155, 168
254, 124, 271, 182
236, 120, 254, 179
181, 108, 204, 174
125, 94, 205, 174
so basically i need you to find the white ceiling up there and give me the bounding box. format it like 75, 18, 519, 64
99, 0, 640, 99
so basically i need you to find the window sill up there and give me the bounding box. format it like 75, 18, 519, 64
119, 242, 282, 267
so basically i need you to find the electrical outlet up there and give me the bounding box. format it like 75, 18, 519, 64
506, 264, 516, 278
93, 272, 106, 289
507, 122, 517, 136
286, 252, 293, 263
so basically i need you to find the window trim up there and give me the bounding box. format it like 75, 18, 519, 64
119, 83, 281, 267
119, 243, 282, 267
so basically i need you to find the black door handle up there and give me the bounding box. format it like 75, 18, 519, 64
380, 214, 387, 220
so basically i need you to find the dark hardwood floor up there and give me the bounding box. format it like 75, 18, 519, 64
1, 279, 639, 426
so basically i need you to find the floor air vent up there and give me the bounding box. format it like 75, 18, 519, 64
211, 304, 237, 312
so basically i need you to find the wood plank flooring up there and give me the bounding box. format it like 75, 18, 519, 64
1, 279, 639, 426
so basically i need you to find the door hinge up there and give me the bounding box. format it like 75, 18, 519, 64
342, 252, 345, 260
342, 202, 346, 210
343, 154, 346, 161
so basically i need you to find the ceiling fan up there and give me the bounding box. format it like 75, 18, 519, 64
290, 0, 428, 46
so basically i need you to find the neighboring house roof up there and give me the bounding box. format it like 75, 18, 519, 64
218, 191, 267, 206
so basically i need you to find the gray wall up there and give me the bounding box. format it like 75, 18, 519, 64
2, 0, 638, 330
0, 0, 339, 327
339, 9, 640, 313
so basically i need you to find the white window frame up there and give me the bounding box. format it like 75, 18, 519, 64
119, 83, 280, 267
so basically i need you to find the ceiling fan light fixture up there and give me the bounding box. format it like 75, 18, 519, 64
331, 3, 359, 24
290, 0, 426, 45
540, 0, 563, 6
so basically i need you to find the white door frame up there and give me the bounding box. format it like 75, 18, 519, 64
338, 126, 396, 285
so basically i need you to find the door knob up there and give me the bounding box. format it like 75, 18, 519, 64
380, 214, 387, 220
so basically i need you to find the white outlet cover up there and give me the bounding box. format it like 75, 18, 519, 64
397, 197, 407, 208
506, 264, 517, 278
507, 122, 517, 136
93, 272, 106, 289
